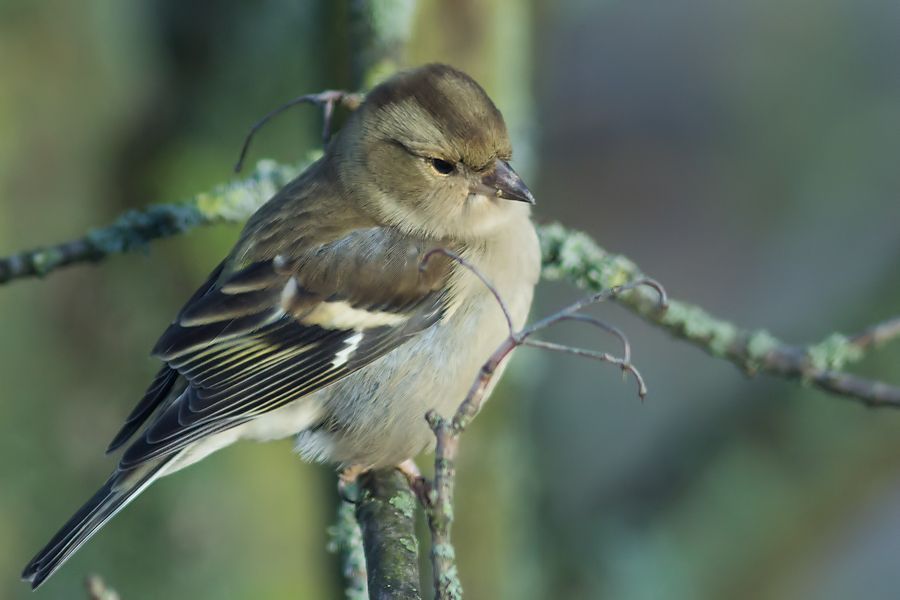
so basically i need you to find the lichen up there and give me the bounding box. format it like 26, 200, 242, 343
661, 301, 739, 357
327, 502, 367, 600
438, 564, 464, 600
808, 333, 864, 371
388, 492, 417, 520
539, 223, 638, 291
746, 329, 780, 360
398, 536, 418, 556
30, 248, 65, 276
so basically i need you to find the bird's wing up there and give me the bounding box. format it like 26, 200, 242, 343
114, 228, 453, 469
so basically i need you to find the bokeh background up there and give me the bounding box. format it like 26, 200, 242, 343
1, 0, 899, 598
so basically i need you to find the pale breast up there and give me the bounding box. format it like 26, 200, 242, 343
295, 215, 541, 468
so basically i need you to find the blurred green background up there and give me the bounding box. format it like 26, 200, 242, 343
1, 0, 899, 598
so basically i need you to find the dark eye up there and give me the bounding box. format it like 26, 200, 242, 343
428, 158, 455, 175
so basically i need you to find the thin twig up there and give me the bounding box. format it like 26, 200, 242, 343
233, 91, 364, 173
849, 316, 900, 350
422, 247, 515, 335
417, 253, 659, 599
550, 313, 632, 363
521, 339, 648, 398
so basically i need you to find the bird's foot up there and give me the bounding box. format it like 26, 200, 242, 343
338, 464, 368, 503
396, 459, 431, 507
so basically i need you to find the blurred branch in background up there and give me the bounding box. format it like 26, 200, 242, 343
328, 502, 368, 600
84, 575, 120, 600
1, 170, 897, 407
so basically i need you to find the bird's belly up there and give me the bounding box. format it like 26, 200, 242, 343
294, 222, 540, 468
295, 288, 530, 469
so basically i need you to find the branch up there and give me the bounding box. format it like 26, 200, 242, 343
353, 470, 422, 600
3, 177, 897, 406
327, 501, 368, 600
2, 165, 897, 406
538, 224, 900, 406
0, 160, 302, 284
416, 252, 663, 599
233, 92, 363, 173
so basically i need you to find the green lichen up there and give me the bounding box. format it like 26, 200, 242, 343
388, 491, 417, 520
661, 301, 739, 357
438, 564, 464, 600
80, 159, 306, 260
807, 333, 864, 371
398, 536, 418, 556
30, 248, 65, 276
328, 502, 368, 600
746, 329, 780, 360
539, 223, 638, 291
433, 543, 456, 560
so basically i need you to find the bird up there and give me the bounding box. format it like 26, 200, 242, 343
22, 63, 540, 589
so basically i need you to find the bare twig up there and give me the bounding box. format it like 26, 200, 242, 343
422, 247, 515, 335
521, 339, 648, 398
550, 314, 632, 362
233, 91, 364, 173
417, 253, 663, 599
849, 316, 900, 350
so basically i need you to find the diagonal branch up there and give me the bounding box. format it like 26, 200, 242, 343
1, 168, 897, 407
233, 91, 363, 173
538, 224, 900, 406
0, 160, 302, 284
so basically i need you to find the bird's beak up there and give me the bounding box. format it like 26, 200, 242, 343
472, 160, 536, 205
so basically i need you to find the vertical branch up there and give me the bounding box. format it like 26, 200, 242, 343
424, 415, 463, 600
329, 501, 369, 599
333, 3, 425, 599
355, 471, 423, 600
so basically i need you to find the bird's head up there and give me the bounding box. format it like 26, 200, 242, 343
332, 63, 535, 241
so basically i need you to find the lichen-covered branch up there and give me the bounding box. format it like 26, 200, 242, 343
328, 501, 369, 600
538, 224, 900, 406
353, 470, 422, 600
416, 261, 663, 599
0, 160, 302, 284
3, 172, 896, 406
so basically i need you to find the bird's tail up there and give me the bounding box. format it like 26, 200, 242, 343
22, 457, 173, 590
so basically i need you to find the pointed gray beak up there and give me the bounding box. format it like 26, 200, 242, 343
472, 160, 536, 205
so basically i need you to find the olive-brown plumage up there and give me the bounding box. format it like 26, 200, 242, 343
23, 64, 540, 589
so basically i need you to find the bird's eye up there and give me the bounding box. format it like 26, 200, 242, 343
428, 158, 455, 175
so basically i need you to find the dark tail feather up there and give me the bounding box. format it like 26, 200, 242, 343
22, 458, 172, 590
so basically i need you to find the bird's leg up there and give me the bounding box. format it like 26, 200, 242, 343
338, 464, 368, 503
396, 459, 432, 507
